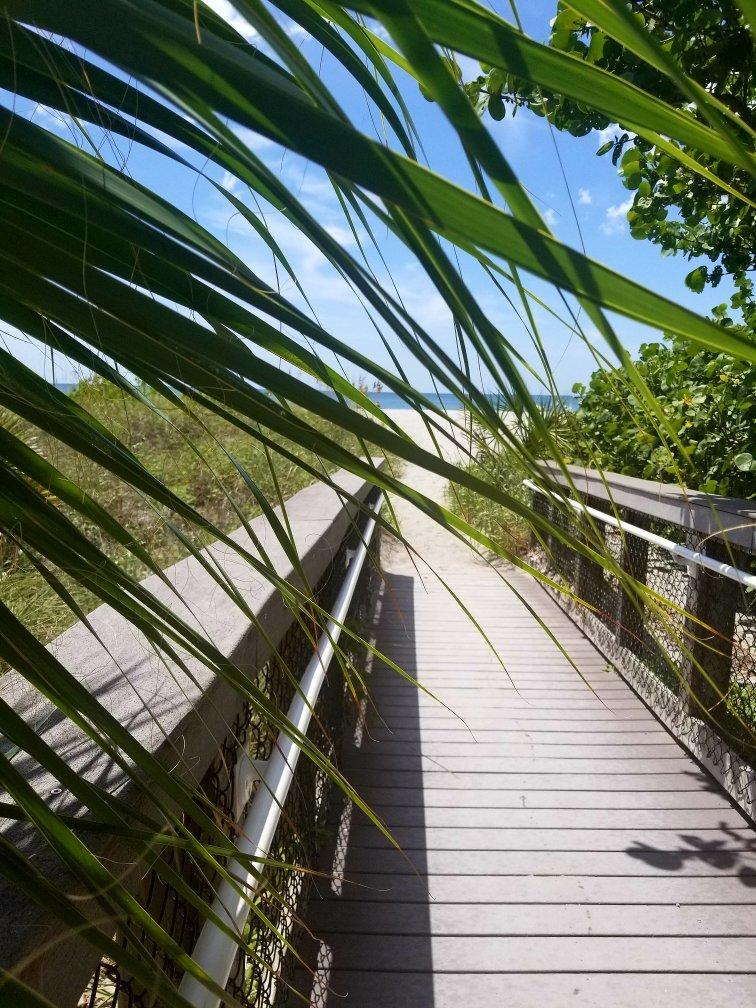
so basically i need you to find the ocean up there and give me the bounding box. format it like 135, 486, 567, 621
54, 383, 577, 411
366, 391, 579, 411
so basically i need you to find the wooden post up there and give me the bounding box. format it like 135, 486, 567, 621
681, 538, 742, 721
574, 496, 606, 614
616, 510, 649, 656
530, 490, 548, 553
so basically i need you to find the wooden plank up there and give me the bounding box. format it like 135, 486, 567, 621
375, 634, 605, 643
369, 674, 627, 685
288, 489, 756, 1007
329, 805, 747, 830
374, 658, 613, 670
295, 934, 756, 972
373, 667, 617, 678
370, 677, 632, 687
309, 872, 756, 904
371, 671, 623, 679
305, 901, 756, 936
375, 647, 609, 658
345, 741, 680, 758
338, 825, 754, 852
362, 689, 646, 701
363, 705, 652, 718
378, 629, 602, 637
342, 756, 696, 773
338, 787, 735, 810
343, 770, 721, 790
357, 729, 672, 743
366, 687, 640, 698
374, 640, 606, 647
288, 971, 756, 1008
375, 629, 605, 637
368, 684, 631, 695
363, 711, 659, 724
374, 655, 613, 666
324, 848, 756, 876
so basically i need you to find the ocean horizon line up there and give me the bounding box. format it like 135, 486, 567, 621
53, 382, 578, 410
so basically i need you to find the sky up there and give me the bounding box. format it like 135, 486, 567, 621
3, 0, 730, 395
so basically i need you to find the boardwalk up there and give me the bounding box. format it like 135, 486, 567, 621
295, 424, 756, 1008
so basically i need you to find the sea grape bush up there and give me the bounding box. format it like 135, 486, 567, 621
573, 335, 756, 498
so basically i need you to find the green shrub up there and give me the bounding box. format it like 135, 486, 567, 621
448, 404, 580, 554
573, 336, 756, 498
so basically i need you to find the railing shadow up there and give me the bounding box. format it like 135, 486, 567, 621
289, 571, 434, 1006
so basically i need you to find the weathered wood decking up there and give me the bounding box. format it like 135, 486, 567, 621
293, 473, 756, 1007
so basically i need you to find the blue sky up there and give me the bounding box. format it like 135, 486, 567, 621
5, 0, 728, 394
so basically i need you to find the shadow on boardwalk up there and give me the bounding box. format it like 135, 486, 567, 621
626, 818, 756, 885
289, 573, 434, 1006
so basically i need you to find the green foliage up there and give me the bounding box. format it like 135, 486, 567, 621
468, 0, 756, 324
573, 335, 756, 497
0, 377, 366, 653
448, 448, 531, 555
448, 404, 580, 553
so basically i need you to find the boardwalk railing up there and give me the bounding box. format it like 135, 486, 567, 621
528, 463, 756, 820
179, 493, 383, 1008
0, 470, 382, 1008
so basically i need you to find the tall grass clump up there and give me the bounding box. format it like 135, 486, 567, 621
0, 377, 370, 654
449, 403, 581, 554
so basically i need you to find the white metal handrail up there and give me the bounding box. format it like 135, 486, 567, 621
524, 479, 756, 590
179, 493, 383, 1008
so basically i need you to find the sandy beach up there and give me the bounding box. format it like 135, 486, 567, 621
381, 407, 475, 570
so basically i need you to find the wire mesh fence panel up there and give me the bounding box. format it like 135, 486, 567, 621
529, 488, 755, 822
79, 700, 255, 1008
79, 494, 383, 1008
733, 597, 756, 733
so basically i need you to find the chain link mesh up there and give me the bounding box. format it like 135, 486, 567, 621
80, 495, 382, 1008
531, 490, 755, 819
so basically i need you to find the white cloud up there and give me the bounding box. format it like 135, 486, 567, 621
201, 3, 313, 46
595, 124, 618, 146
233, 127, 280, 156
600, 197, 633, 236
323, 224, 359, 248
395, 262, 453, 329
578, 187, 592, 205
30, 104, 76, 135
283, 17, 309, 39
32, 104, 63, 125
595, 124, 637, 147
220, 170, 239, 193
202, 150, 460, 370
542, 208, 559, 228
204, 0, 259, 41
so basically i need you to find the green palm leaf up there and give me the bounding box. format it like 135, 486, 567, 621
0, 1, 752, 1002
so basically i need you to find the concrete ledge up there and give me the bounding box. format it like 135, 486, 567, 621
0, 468, 379, 1005
538, 462, 756, 552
